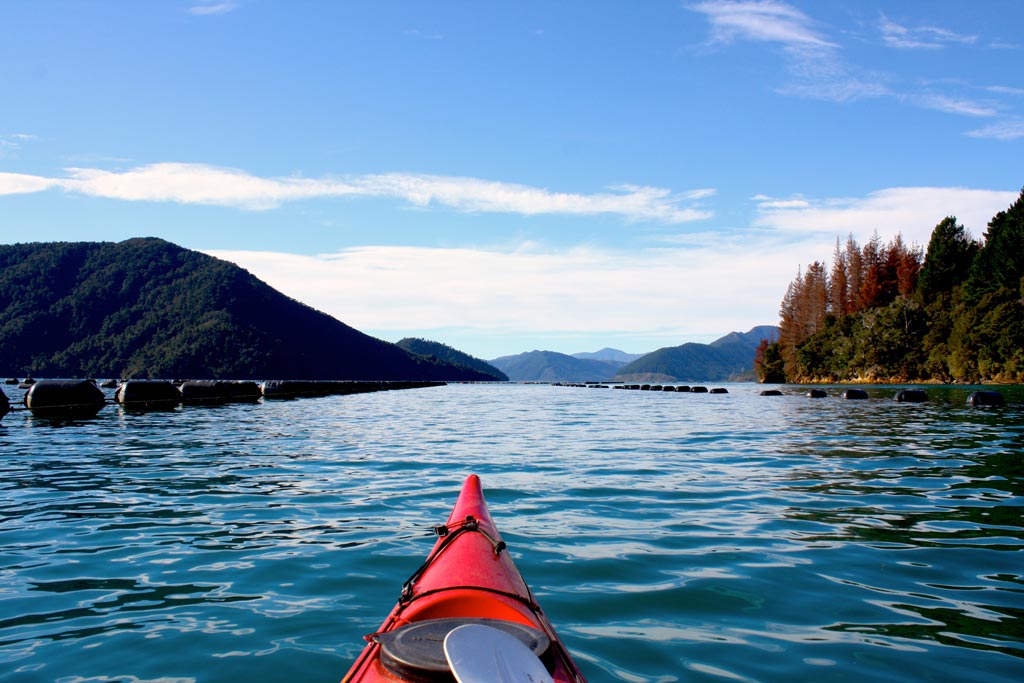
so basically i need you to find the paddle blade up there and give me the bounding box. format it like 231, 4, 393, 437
444, 624, 555, 683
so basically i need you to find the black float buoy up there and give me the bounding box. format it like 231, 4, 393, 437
222, 381, 262, 403
709, 388, 728, 394
116, 380, 183, 410
967, 390, 1005, 407
676, 385, 691, 392
24, 379, 106, 418
179, 380, 229, 405
842, 389, 869, 400
895, 389, 928, 403
760, 389, 783, 396
806, 388, 827, 398
0, 390, 9, 420
691, 386, 708, 393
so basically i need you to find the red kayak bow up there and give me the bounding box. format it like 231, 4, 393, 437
341, 474, 587, 682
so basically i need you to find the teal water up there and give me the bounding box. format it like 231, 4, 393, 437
1, 383, 1021, 683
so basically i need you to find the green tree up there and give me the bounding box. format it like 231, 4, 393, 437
966, 188, 1024, 302
916, 217, 978, 301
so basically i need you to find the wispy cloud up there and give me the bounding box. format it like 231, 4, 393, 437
688, 2, 1020, 137
911, 93, 998, 117
690, 1, 887, 105
753, 186, 1017, 245
690, 0, 835, 49
0, 162, 714, 223
966, 117, 1024, 141
0, 133, 36, 157
187, 2, 238, 16
404, 29, 445, 41
879, 14, 977, 49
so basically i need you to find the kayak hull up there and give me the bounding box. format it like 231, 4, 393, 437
341, 474, 586, 683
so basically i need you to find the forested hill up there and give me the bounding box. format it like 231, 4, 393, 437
615, 326, 778, 382
397, 337, 508, 381
758, 188, 1024, 384
0, 238, 495, 381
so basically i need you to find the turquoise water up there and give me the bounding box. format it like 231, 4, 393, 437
1, 383, 1022, 683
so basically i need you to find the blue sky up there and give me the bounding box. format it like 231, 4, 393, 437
1, 1, 1021, 359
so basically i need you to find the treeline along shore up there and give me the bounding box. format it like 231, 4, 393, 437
756, 188, 1024, 384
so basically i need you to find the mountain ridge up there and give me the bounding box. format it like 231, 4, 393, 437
397, 337, 508, 381
489, 326, 778, 383
615, 326, 779, 382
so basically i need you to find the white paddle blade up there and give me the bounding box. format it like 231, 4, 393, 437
444, 623, 555, 683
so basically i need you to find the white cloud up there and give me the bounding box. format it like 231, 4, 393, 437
206, 239, 793, 356
753, 187, 1017, 245
187, 2, 238, 16
879, 15, 977, 49
689, 0, 835, 49
966, 117, 1024, 141
194, 183, 1015, 357
61, 163, 361, 210
689, 3, 1020, 136
0, 172, 60, 195
0, 163, 714, 223
0, 133, 36, 157
911, 94, 997, 118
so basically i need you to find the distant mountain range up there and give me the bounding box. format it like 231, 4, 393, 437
489, 327, 778, 383
0, 238, 498, 381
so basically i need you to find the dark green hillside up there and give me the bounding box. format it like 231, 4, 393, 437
397, 338, 508, 381
615, 326, 778, 382
0, 238, 493, 381
489, 350, 620, 382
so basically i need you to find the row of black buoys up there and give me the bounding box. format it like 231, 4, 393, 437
765, 387, 1006, 408
261, 380, 377, 399
612, 384, 722, 393
967, 390, 1005, 407
24, 379, 106, 418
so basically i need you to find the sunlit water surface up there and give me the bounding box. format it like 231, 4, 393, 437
1, 383, 1022, 683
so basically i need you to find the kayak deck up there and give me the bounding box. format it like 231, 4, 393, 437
341, 474, 587, 682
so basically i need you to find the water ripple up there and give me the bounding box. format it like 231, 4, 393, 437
0, 384, 1022, 682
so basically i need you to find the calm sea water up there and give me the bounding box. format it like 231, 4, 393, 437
0, 382, 1021, 683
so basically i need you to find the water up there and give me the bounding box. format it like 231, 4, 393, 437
1, 383, 1022, 683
